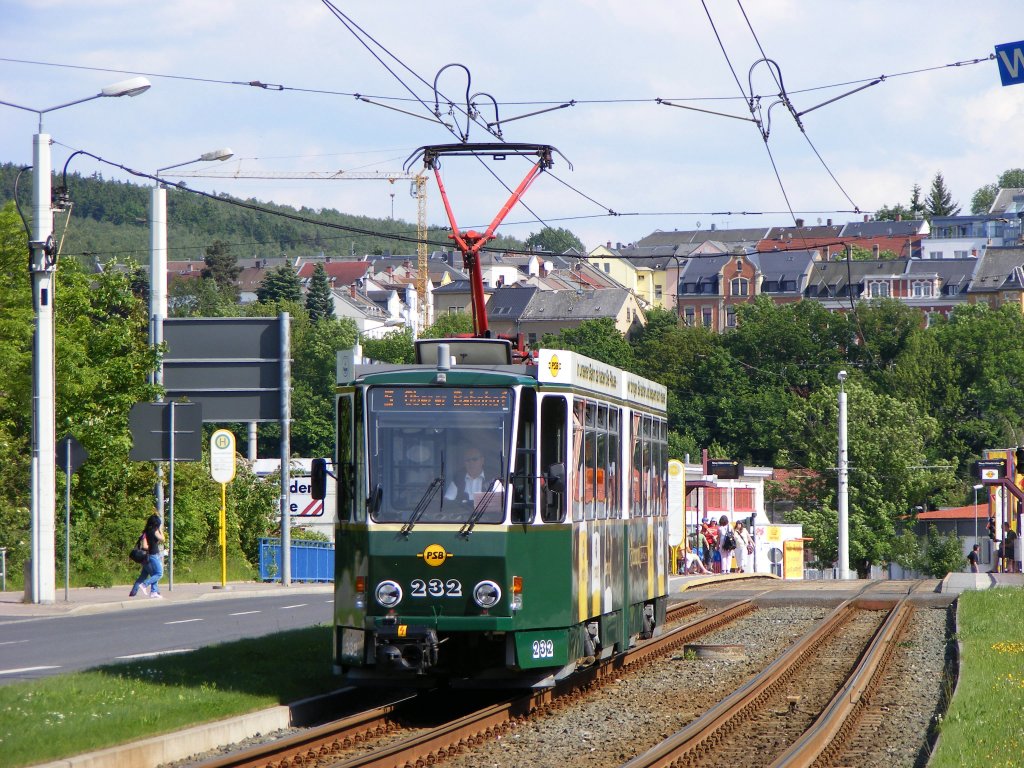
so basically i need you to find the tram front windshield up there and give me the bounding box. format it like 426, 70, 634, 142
366, 386, 513, 525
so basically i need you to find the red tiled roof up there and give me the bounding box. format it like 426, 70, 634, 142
297, 261, 370, 283
917, 505, 987, 521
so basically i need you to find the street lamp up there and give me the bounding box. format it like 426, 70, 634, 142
149, 148, 233, 544
973, 483, 984, 549
837, 370, 850, 579
0, 77, 151, 603
151, 147, 234, 353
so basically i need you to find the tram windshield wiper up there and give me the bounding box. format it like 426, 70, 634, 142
459, 479, 502, 537
400, 476, 443, 536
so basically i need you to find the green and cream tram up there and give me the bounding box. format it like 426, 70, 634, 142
316, 338, 668, 687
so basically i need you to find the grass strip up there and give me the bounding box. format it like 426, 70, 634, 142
930, 587, 1024, 767
0, 626, 336, 768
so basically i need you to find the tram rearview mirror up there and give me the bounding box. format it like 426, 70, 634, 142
311, 458, 327, 500
547, 462, 566, 494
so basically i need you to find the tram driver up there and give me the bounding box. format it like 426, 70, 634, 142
445, 446, 503, 507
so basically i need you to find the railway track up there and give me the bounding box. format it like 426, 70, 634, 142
622, 596, 915, 768
191, 585, 931, 768
189, 599, 743, 768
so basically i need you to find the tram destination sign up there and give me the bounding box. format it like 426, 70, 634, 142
372, 387, 511, 412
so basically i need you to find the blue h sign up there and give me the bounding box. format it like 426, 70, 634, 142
995, 40, 1024, 86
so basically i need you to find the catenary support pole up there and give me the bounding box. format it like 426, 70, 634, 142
279, 312, 291, 586
837, 372, 850, 579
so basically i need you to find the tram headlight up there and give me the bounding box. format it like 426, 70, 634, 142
375, 580, 403, 607
473, 580, 502, 609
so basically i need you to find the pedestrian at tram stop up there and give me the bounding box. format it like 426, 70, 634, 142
733, 521, 752, 573
718, 515, 736, 574
129, 513, 165, 598
967, 544, 980, 573
1002, 523, 1018, 574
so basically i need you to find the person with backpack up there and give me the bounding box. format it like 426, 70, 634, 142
718, 515, 737, 574
129, 513, 165, 598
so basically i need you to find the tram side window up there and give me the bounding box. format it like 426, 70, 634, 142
540, 395, 568, 523
630, 412, 642, 518
608, 408, 620, 519
584, 402, 599, 521
336, 395, 353, 522
572, 401, 586, 522
512, 389, 537, 524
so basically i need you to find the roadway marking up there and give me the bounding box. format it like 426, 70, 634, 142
0, 639, 31, 646
164, 618, 203, 625
0, 665, 60, 676
280, 603, 308, 609
116, 649, 193, 660
228, 610, 262, 616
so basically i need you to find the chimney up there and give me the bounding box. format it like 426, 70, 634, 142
350, 284, 356, 298
863, 214, 869, 222
325, 255, 332, 263
872, 244, 880, 258
616, 242, 623, 249
606, 241, 611, 249
795, 218, 804, 227
896, 214, 902, 222
827, 218, 832, 226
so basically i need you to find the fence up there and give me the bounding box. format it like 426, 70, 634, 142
258, 538, 334, 583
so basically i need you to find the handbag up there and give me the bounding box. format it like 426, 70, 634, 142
746, 541, 754, 555
129, 534, 148, 564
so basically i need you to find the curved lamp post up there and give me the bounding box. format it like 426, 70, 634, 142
837, 370, 850, 579
149, 148, 233, 589
0, 77, 151, 603
973, 483, 984, 549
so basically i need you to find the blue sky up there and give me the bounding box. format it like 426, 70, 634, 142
2, 1, 1022, 252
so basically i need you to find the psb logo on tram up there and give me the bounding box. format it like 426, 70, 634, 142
419, 543, 452, 566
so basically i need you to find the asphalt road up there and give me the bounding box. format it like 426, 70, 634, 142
0, 593, 334, 685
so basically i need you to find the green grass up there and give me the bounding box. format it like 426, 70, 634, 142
0, 626, 337, 768
931, 588, 1024, 768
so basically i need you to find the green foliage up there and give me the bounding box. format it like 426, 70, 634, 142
256, 263, 302, 304
890, 531, 924, 572
524, 226, 585, 254
362, 327, 415, 364
971, 183, 998, 215
201, 239, 241, 299
422, 312, 473, 338
923, 524, 966, 577
539, 318, 635, 370
305, 263, 335, 322
924, 171, 961, 218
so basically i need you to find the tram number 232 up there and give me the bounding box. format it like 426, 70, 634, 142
410, 578, 462, 597
531, 639, 555, 659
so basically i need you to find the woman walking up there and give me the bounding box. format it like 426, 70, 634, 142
734, 521, 752, 573
129, 513, 165, 598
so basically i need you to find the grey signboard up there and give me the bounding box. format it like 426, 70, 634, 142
162, 317, 285, 422
128, 401, 204, 461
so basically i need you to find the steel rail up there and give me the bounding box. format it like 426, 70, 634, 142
197, 599, 748, 768
621, 597, 897, 768
767, 598, 916, 768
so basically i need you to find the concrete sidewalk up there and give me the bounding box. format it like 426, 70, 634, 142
941, 570, 1024, 594
0, 580, 333, 619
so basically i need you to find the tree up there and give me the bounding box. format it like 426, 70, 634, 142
924, 172, 960, 218
361, 327, 415, 364
524, 226, 585, 254
422, 312, 473, 338
201, 239, 241, 298
971, 183, 998, 215
970, 168, 1024, 214
908, 183, 924, 218
785, 380, 941, 571
305, 263, 335, 322
256, 264, 302, 304
539, 318, 634, 370
876, 183, 925, 221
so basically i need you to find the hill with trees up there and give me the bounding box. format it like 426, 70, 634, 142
0, 163, 526, 269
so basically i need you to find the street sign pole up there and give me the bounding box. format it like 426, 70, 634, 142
55, 434, 87, 602
168, 401, 176, 590
210, 429, 237, 589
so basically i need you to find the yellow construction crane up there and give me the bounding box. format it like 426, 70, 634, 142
170, 168, 430, 330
